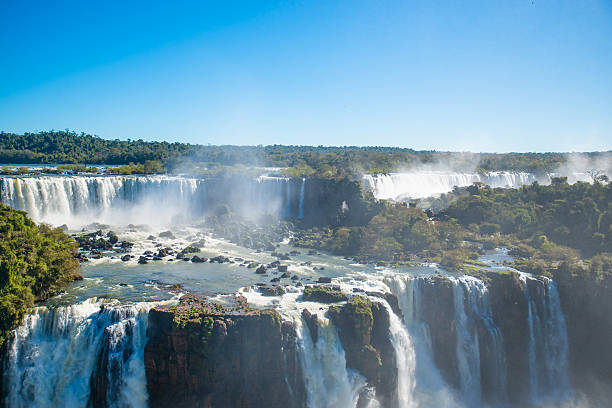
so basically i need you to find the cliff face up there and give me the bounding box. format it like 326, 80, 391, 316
301, 178, 380, 228
328, 295, 398, 407
144, 296, 304, 408
415, 273, 531, 405
555, 270, 612, 403
483, 272, 530, 404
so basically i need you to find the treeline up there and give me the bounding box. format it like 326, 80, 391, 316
0, 130, 593, 179
0, 204, 80, 345
445, 178, 612, 256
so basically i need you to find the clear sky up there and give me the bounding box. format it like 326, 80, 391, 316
1, 0, 611, 152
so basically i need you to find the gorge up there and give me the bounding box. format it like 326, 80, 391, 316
0, 172, 610, 408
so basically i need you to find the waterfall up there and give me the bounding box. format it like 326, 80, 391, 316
450, 276, 507, 406
380, 301, 416, 408
386, 275, 462, 407
0, 175, 301, 227
520, 275, 571, 404
4, 298, 173, 408
362, 171, 559, 201
451, 277, 482, 406
294, 314, 366, 408
298, 178, 305, 219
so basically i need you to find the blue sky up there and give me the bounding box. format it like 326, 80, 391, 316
1, 0, 611, 152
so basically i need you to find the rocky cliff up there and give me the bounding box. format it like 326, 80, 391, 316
328, 295, 397, 407
144, 295, 304, 408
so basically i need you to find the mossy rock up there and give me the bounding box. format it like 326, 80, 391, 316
302, 286, 348, 303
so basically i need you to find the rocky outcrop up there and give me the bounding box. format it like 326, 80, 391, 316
416, 275, 459, 389
481, 272, 530, 405
144, 296, 304, 408
328, 295, 397, 407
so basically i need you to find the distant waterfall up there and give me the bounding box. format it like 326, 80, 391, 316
0, 175, 303, 227
294, 315, 366, 408
362, 171, 540, 201
520, 275, 571, 404
4, 298, 174, 408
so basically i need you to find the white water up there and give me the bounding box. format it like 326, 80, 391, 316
381, 301, 416, 408
5, 298, 175, 408
450, 276, 507, 406
0, 175, 302, 227
363, 171, 591, 201
386, 275, 463, 408
520, 275, 571, 404
296, 316, 366, 408
386, 272, 571, 407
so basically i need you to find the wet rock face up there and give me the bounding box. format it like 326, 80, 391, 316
144, 296, 303, 408
556, 270, 612, 401
328, 295, 398, 407
484, 272, 530, 404
417, 276, 459, 389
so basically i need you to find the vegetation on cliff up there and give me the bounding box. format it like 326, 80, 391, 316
0, 204, 80, 345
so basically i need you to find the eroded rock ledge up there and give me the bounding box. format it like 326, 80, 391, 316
144, 295, 304, 408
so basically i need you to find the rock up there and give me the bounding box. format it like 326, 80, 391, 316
280, 272, 290, 279
291, 275, 299, 281
106, 231, 119, 244
191, 256, 207, 263
302, 286, 347, 303
328, 296, 397, 407
317, 277, 332, 284
190, 238, 206, 248
247, 262, 258, 269
147, 235, 156, 241
145, 296, 302, 407
302, 309, 319, 343
278, 265, 288, 273
159, 231, 176, 239
121, 254, 131, 262
260, 285, 285, 296
270, 277, 281, 283
210, 255, 229, 263
156, 247, 169, 257
255, 265, 267, 274
138, 256, 148, 264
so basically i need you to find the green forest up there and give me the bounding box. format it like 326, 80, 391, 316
293, 178, 612, 279
1, 130, 599, 178
0, 205, 80, 345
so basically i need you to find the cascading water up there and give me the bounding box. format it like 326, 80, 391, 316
380, 301, 416, 408
385, 275, 462, 407
294, 314, 366, 408
362, 171, 591, 201
450, 276, 507, 406
0, 175, 303, 227
520, 274, 571, 404
4, 298, 175, 408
